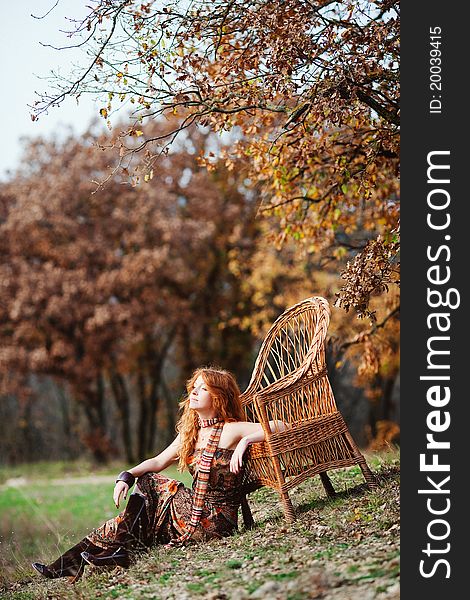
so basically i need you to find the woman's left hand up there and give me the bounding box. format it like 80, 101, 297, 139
113, 481, 129, 509
230, 437, 249, 474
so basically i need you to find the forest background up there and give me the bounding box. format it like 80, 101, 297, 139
0, 0, 400, 467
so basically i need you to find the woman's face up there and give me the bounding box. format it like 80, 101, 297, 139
189, 374, 214, 413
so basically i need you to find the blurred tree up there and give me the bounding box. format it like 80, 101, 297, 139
0, 118, 309, 462
33, 0, 400, 374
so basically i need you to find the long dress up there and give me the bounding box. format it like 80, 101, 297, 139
86, 448, 244, 549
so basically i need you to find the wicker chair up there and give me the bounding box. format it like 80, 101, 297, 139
239, 296, 377, 525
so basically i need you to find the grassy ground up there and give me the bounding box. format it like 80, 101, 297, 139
0, 449, 399, 600
0, 463, 191, 589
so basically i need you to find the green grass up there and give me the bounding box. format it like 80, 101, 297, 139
0, 459, 119, 485
0, 462, 192, 589
0, 448, 400, 599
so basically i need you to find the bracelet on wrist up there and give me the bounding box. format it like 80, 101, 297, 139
116, 470, 136, 487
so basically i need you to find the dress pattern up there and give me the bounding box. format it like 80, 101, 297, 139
86, 448, 244, 549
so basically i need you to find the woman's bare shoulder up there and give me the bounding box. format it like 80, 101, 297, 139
220, 421, 262, 448
223, 421, 263, 433
223, 420, 258, 427
224, 420, 289, 433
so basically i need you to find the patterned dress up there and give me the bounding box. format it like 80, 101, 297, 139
87, 448, 244, 549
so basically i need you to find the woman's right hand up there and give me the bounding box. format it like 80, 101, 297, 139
230, 436, 250, 474
113, 481, 129, 509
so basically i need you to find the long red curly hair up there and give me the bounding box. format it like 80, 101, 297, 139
176, 366, 244, 471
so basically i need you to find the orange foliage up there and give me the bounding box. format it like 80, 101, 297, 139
0, 120, 310, 459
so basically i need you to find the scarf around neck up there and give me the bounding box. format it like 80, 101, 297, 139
198, 416, 223, 428
171, 420, 224, 546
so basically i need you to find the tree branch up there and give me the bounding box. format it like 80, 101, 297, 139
339, 305, 400, 352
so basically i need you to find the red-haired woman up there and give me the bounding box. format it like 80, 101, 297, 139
32, 366, 287, 581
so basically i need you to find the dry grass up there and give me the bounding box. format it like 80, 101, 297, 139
0, 448, 399, 600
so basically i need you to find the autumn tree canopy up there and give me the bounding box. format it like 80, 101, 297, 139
33, 0, 400, 323
0, 118, 310, 461
1, 1, 401, 460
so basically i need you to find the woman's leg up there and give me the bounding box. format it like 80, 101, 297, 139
32, 477, 158, 578
81, 492, 149, 568
32, 537, 102, 581
81, 472, 187, 569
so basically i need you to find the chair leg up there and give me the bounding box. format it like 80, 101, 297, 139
344, 430, 378, 489
269, 449, 296, 523
280, 489, 295, 523
359, 459, 379, 489
319, 472, 336, 497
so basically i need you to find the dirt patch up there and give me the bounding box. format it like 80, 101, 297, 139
1, 474, 112, 491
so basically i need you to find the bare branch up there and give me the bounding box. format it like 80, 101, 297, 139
338, 305, 400, 352
31, 0, 60, 20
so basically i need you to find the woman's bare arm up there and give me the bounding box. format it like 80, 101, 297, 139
240, 419, 288, 442
128, 434, 180, 478
229, 420, 289, 474
113, 435, 180, 507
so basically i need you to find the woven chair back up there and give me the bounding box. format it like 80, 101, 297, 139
241, 296, 337, 426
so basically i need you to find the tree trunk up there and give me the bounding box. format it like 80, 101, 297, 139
76, 374, 112, 463
140, 328, 176, 456
109, 369, 135, 464
161, 378, 177, 448
380, 374, 398, 422
57, 385, 73, 460
137, 364, 150, 460
180, 323, 195, 378
81, 376, 111, 464
146, 375, 160, 456
19, 397, 35, 463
